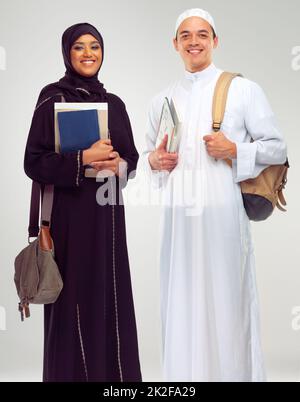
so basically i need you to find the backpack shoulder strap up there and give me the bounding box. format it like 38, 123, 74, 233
212, 72, 243, 132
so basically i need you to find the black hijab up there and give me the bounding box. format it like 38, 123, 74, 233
39, 23, 107, 103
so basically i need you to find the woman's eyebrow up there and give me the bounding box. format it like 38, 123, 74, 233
73, 41, 100, 45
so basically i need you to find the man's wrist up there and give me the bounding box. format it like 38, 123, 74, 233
148, 152, 155, 170
230, 142, 237, 159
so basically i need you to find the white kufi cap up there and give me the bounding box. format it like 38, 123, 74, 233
175, 8, 217, 37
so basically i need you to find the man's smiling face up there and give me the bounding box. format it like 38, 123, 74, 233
173, 16, 218, 73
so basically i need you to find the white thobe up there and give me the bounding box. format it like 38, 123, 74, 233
141, 63, 287, 382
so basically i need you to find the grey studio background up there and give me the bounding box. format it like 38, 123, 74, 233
0, 0, 300, 382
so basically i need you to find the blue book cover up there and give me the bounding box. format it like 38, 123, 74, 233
57, 109, 100, 152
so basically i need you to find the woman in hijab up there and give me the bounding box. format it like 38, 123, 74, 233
24, 23, 141, 382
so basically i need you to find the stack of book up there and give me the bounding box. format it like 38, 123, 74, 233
54, 102, 108, 177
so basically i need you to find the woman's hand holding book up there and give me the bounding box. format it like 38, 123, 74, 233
82, 139, 113, 165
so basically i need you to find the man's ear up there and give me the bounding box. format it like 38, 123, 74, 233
173, 37, 179, 51
213, 36, 219, 49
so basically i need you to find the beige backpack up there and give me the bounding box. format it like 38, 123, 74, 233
212, 72, 289, 221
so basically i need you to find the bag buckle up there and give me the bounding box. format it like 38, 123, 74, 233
212, 122, 221, 132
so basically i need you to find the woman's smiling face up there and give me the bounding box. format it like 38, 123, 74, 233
70, 34, 102, 77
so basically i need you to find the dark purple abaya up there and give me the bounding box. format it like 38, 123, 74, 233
24, 23, 141, 382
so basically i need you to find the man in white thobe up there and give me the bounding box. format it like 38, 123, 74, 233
141, 9, 287, 382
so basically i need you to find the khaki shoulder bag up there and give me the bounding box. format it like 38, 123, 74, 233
14, 93, 67, 320
14, 182, 63, 320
